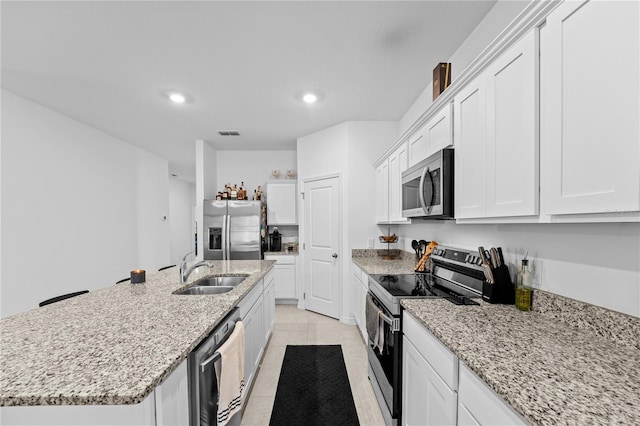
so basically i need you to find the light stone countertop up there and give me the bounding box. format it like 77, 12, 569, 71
351, 249, 640, 425
0, 260, 275, 406
351, 249, 417, 275
264, 250, 298, 256
401, 297, 640, 426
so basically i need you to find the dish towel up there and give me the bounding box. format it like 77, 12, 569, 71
214, 320, 245, 426
365, 294, 385, 354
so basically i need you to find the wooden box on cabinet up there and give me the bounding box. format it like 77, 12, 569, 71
433, 62, 452, 100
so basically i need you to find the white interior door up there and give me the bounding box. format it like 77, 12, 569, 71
303, 176, 341, 319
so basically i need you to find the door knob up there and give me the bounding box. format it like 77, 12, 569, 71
332, 253, 338, 258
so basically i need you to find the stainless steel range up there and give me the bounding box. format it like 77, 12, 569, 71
366, 245, 485, 426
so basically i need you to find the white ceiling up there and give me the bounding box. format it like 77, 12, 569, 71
1, 1, 497, 183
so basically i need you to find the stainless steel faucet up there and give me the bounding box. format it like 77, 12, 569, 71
180, 251, 213, 283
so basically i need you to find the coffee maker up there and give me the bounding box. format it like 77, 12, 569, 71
269, 227, 282, 252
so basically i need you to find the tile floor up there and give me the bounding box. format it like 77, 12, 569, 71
240, 305, 386, 426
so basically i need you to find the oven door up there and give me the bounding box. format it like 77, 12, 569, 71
366, 291, 401, 422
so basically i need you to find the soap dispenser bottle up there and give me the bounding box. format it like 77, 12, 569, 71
515, 257, 533, 311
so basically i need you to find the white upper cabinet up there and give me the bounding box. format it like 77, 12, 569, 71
388, 142, 409, 223
485, 29, 539, 217
540, 0, 640, 219
454, 75, 487, 219
376, 142, 409, 224
375, 161, 390, 223
266, 182, 297, 225
408, 104, 453, 168
455, 29, 539, 219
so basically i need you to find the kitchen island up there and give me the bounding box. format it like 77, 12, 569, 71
0, 260, 275, 408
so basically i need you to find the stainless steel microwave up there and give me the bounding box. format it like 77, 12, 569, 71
401, 148, 454, 219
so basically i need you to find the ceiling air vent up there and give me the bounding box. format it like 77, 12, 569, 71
217, 130, 240, 136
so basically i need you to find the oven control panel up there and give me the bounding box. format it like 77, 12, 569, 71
431, 246, 484, 270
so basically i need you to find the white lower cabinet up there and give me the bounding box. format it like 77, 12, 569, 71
263, 269, 276, 343
351, 263, 368, 341
264, 254, 297, 300
0, 360, 189, 426
458, 362, 525, 426
403, 338, 457, 426
402, 312, 525, 426
240, 281, 265, 396
155, 359, 189, 426
402, 312, 458, 426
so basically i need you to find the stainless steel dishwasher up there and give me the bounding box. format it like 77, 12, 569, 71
188, 308, 242, 426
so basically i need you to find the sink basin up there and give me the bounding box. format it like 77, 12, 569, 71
195, 275, 248, 287
172, 274, 249, 295
174, 286, 235, 295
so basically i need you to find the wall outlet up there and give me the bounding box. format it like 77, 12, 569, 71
367, 238, 375, 249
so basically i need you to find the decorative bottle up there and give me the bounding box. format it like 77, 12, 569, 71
515, 258, 533, 311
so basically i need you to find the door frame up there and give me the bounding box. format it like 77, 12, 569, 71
298, 172, 343, 319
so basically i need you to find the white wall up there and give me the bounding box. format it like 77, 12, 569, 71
1, 90, 170, 317
215, 150, 297, 198
169, 178, 195, 266
297, 121, 397, 323
399, 0, 530, 135
346, 122, 398, 249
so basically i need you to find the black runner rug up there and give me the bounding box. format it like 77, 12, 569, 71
269, 345, 360, 426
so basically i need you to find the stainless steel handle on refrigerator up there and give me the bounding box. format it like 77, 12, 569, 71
332, 253, 338, 258
222, 214, 229, 260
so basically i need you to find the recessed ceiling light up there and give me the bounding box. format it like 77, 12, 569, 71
297, 90, 323, 105
162, 90, 192, 104
302, 93, 318, 104
169, 93, 186, 104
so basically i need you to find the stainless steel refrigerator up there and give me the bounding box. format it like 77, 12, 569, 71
203, 200, 263, 260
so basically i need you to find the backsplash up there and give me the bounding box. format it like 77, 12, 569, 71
533, 290, 640, 351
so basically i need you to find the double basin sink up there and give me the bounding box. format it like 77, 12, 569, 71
173, 275, 249, 295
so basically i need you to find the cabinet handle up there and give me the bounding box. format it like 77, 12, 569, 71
332, 253, 338, 258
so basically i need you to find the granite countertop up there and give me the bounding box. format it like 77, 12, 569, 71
0, 260, 275, 407
401, 296, 640, 426
264, 249, 298, 256
352, 249, 640, 424
351, 249, 416, 274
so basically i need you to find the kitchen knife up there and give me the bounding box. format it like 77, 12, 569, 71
490, 247, 500, 268
497, 247, 505, 266
478, 247, 494, 283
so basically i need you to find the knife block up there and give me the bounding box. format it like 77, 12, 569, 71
482, 264, 515, 304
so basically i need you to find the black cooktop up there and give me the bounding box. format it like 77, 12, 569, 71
369, 273, 480, 305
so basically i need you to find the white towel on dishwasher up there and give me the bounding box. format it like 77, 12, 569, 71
214, 320, 245, 426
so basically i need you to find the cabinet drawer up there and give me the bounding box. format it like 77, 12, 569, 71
403, 311, 458, 390
238, 280, 263, 319
458, 362, 525, 426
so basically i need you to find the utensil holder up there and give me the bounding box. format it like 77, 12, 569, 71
482, 264, 515, 304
